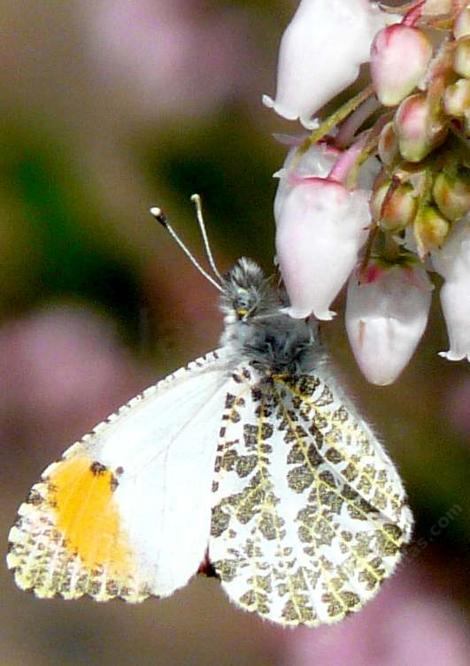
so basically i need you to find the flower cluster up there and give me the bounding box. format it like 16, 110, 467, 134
265, 0, 470, 384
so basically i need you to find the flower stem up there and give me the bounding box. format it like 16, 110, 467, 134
297, 85, 375, 156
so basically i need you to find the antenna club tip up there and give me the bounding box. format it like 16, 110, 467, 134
149, 206, 167, 226
190, 193, 200, 203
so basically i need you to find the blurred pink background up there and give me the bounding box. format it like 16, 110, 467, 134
1, 1, 469, 664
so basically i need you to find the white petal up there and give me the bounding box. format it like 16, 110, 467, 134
438, 278, 470, 362
346, 265, 432, 384
263, 0, 398, 127
276, 178, 370, 320
432, 217, 470, 280
432, 218, 470, 361
274, 143, 339, 224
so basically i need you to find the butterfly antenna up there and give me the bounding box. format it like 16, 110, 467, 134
190, 194, 224, 282
149, 206, 224, 292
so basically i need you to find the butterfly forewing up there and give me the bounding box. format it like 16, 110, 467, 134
8, 350, 230, 602
209, 363, 413, 627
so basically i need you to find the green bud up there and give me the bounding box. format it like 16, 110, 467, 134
433, 170, 470, 222
378, 122, 399, 165
414, 205, 451, 256
454, 5, 470, 40
444, 78, 470, 117
454, 36, 470, 78
394, 94, 447, 162
380, 182, 418, 232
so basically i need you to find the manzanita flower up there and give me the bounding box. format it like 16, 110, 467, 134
263, 0, 398, 128
346, 261, 433, 385
267, 0, 469, 378
370, 25, 433, 107
274, 142, 339, 223
438, 278, 470, 361
432, 218, 470, 361
276, 176, 370, 319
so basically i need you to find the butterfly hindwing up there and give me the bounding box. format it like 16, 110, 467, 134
209, 363, 413, 627
7, 350, 230, 602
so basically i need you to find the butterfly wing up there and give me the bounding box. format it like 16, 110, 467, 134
8, 349, 231, 602
209, 364, 413, 627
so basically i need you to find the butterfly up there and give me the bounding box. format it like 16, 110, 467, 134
7, 198, 413, 627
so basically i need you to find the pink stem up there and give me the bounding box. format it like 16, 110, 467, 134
403, 0, 426, 27
328, 134, 368, 184
336, 96, 381, 148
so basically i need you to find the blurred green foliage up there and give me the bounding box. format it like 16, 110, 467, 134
0, 126, 143, 340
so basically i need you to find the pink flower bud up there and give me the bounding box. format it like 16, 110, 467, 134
371, 25, 433, 106
370, 178, 391, 218
372, 180, 418, 232
454, 36, 470, 78
432, 218, 470, 361
433, 170, 470, 222
378, 121, 400, 165
346, 262, 433, 384
394, 93, 447, 162
276, 177, 370, 320
263, 0, 398, 128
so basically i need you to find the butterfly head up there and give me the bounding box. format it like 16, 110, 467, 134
220, 257, 325, 374
221, 257, 279, 323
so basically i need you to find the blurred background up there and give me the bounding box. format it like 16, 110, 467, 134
1, 1, 469, 664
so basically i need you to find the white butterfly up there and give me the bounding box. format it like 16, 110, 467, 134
7, 199, 413, 627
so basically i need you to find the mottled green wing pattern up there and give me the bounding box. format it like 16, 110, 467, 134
209, 364, 413, 627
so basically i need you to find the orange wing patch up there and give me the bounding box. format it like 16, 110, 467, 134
51, 457, 129, 575
7, 453, 149, 603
